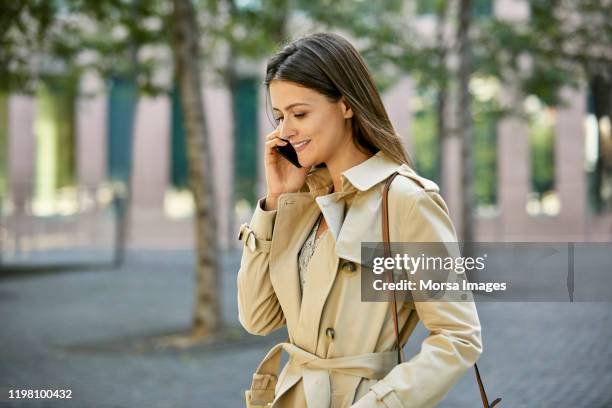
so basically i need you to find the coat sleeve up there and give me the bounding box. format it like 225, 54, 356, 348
352, 190, 483, 408
237, 197, 286, 335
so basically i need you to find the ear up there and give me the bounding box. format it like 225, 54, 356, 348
340, 96, 354, 119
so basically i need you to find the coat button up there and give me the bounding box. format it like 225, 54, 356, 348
341, 261, 357, 274
326, 327, 335, 340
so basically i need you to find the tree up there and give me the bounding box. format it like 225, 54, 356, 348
337, 0, 611, 235
457, 0, 476, 250
1, 1, 171, 266
2, 0, 224, 338
215, 0, 290, 237
172, 0, 221, 337
477, 0, 612, 213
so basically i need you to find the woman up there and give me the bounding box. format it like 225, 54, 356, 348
237, 32, 482, 408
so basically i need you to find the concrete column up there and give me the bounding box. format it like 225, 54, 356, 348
131, 97, 169, 210
383, 76, 413, 154
555, 87, 588, 239
494, 0, 530, 21
439, 81, 464, 233
76, 73, 107, 191
497, 88, 531, 240
204, 84, 233, 249
7, 95, 35, 254
441, 134, 463, 231
8, 96, 36, 211
129, 95, 168, 234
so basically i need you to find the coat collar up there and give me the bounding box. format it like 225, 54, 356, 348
303, 150, 403, 197
268, 150, 438, 344
299, 150, 440, 265
290, 150, 407, 266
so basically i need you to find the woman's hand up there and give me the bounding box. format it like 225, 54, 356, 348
263, 125, 309, 210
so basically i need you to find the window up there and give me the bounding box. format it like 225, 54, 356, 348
233, 77, 259, 207
586, 78, 612, 213
170, 84, 189, 189
33, 76, 77, 216
164, 84, 193, 219
471, 77, 499, 212
107, 75, 137, 189
411, 78, 499, 213
472, 0, 493, 17
525, 95, 559, 216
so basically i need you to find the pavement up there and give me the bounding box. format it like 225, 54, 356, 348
0, 249, 611, 408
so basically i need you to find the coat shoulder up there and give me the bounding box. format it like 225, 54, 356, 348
386, 165, 451, 217
390, 165, 440, 198
385, 166, 456, 240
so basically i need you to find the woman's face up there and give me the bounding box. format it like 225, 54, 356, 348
269, 79, 353, 168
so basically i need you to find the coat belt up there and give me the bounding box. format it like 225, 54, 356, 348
248, 342, 398, 408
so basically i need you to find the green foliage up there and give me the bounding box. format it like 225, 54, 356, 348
417, 0, 491, 17
473, 100, 498, 206
411, 82, 500, 206
294, 0, 409, 92
3, 0, 609, 211
526, 99, 556, 194
34, 75, 77, 197
410, 87, 439, 184
1, 0, 170, 95
475, 1, 610, 107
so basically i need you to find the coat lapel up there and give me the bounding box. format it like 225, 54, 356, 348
269, 193, 320, 339
335, 190, 383, 264
271, 153, 424, 351
296, 231, 340, 353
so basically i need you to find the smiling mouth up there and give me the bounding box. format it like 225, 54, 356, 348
293, 140, 310, 149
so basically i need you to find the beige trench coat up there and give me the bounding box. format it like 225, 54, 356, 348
237, 150, 482, 408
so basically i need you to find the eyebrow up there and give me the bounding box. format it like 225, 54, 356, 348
272, 103, 311, 112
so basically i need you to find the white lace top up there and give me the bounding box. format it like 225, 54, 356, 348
297, 213, 325, 295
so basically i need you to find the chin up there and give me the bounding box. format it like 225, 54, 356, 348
297, 156, 316, 169
299, 149, 327, 169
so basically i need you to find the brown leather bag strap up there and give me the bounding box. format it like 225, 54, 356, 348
382, 172, 402, 365
381, 172, 501, 408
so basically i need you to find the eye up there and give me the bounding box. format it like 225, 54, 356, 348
274, 113, 305, 124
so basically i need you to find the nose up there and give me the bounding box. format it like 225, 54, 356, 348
279, 120, 296, 140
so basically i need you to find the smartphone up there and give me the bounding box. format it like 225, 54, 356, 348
274, 138, 302, 168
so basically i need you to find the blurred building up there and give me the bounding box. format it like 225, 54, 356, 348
0, 0, 610, 263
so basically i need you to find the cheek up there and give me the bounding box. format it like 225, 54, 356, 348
315, 120, 344, 148
303, 112, 345, 151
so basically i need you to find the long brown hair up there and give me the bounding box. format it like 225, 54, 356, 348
263, 32, 412, 167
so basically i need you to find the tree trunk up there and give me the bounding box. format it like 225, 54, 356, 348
435, 0, 449, 191
172, 0, 221, 337
457, 0, 475, 255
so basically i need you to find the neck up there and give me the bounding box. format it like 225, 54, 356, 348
325, 144, 371, 193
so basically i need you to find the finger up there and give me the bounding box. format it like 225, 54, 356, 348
265, 138, 288, 149
265, 125, 282, 141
